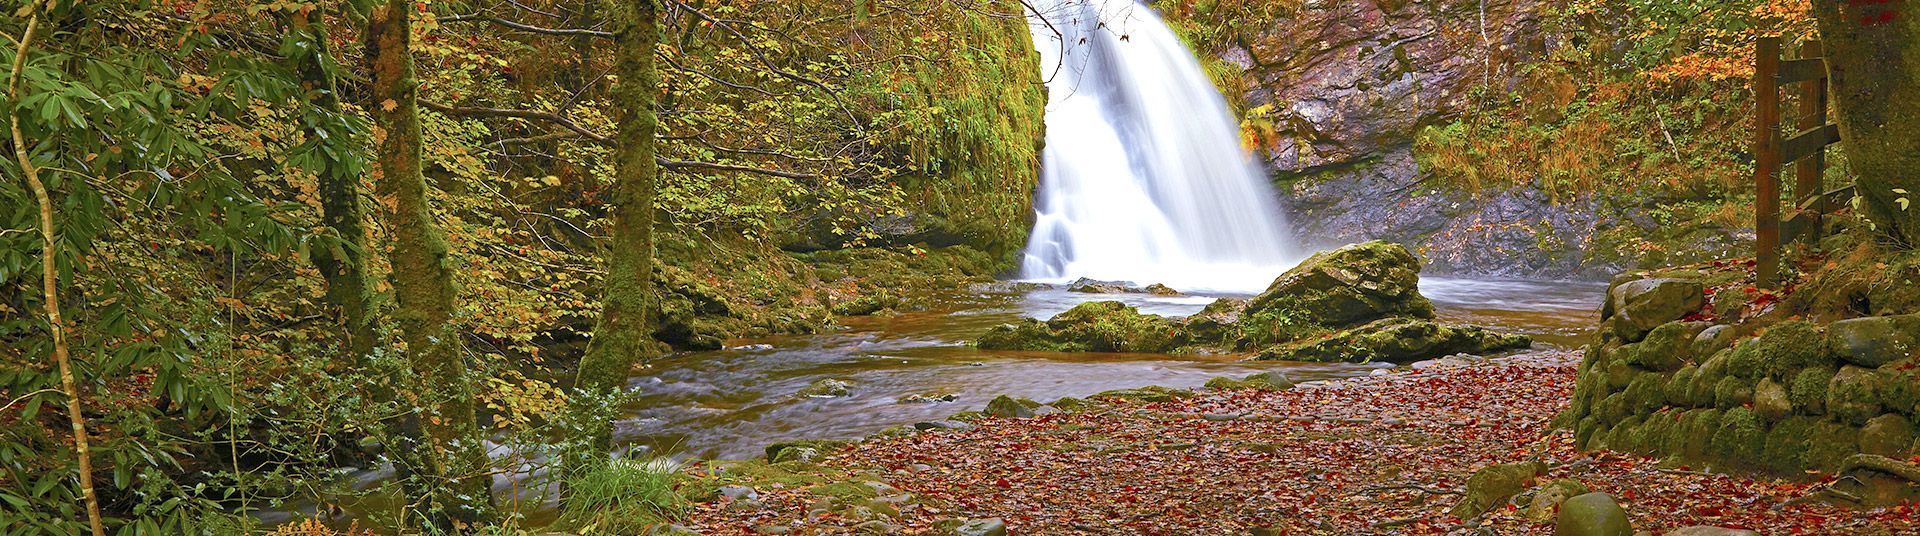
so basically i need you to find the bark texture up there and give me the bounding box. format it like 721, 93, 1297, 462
575, 0, 660, 395
364, 0, 493, 526
289, 11, 377, 356
1812, 0, 1920, 247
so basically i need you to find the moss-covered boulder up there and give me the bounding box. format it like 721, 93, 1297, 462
1247, 241, 1434, 327
1712, 376, 1753, 410
1789, 366, 1836, 415
1622, 321, 1709, 371
1525, 479, 1592, 522
1254, 317, 1531, 363
1826, 314, 1920, 368
1554, 493, 1633, 536
1606, 278, 1705, 343
1821, 455, 1920, 508
1666, 365, 1701, 407
1763, 416, 1820, 473
984, 395, 1041, 418
976, 301, 1178, 353
1805, 420, 1862, 472
766, 440, 854, 463
1090, 385, 1194, 403
1205, 371, 1295, 391
1754, 378, 1791, 422
1860, 414, 1917, 458
1448, 461, 1545, 519
1828, 365, 1887, 426
1726, 321, 1834, 380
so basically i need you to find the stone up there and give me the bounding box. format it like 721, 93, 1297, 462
1554, 493, 1633, 536
898, 393, 958, 403
1691, 324, 1738, 359
1827, 365, 1886, 426
1247, 241, 1435, 327
717, 485, 759, 501
1525, 479, 1591, 522
765, 440, 853, 463
1623, 321, 1708, 371
985, 395, 1038, 418
976, 301, 1179, 353
1827, 314, 1920, 368
1066, 277, 1135, 294
1820, 455, 1920, 508
853, 520, 901, 535
913, 420, 972, 431
1144, 283, 1180, 296
1091, 386, 1194, 403
1205, 371, 1295, 391
1753, 378, 1791, 422
953, 517, 1008, 536
1608, 278, 1704, 343
1726, 321, 1833, 380
1788, 366, 1835, 415
1710, 408, 1765, 467
1449, 461, 1545, 519
797, 378, 853, 398
1255, 317, 1531, 363
1177, 298, 1249, 347
751, 526, 793, 535
1860, 414, 1917, 458
1665, 527, 1759, 536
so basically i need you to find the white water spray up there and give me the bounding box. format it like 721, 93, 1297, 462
1019, 0, 1299, 294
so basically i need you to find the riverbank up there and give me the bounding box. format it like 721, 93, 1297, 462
677, 352, 1918, 534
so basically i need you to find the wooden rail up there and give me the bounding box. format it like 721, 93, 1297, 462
1753, 37, 1842, 289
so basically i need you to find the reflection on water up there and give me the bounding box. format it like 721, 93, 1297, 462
616, 278, 1604, 461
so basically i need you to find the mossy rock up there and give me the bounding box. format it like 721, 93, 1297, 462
1525, 479, 1591, 522
1254, 317, 1530, 363
1605, 358, 1635, 391
1596, 393, 1631, 423
1603, 415, 1645, 451
1828, 365, 1887, 426
1091, 386, 1194, 403
1049, 396, 1089, 412
1448, 461, 1545, 519
1826, 314, 1920, 368
1628, 411, 1676, 454
1666, 365, 1701, 407
1712, 375, 1753, 410
1803, 420, 1862, 472
1764, 416, 1821, 473
1606, 277, 1705, 343
1754, 377, 1791, 422
1575, 416, 1604, 448
831, 292, 902, 316
976, 301, 1178, 353
1247, 241, 1435, 328
1789, 366, 1836, 415
1674, 409, 1723, 462
1177, 298, 1249, 347
1555, 492, 1633, 536
1726, 321, 1833, 380
1204, 372, 1295, 391
1711, 408, 1765, 468
984, 395, 1041, 418
1624, 321, 1708, 371
1691, 324, 1739, 360
766, 440, 855, 463
1623, 372, 1666, 416
1881, 367, 1920, 417
1860, 414, 1917, 458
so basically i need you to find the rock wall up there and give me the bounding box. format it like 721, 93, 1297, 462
1566, 270, 1920, 475
1175, 0, 1658, 278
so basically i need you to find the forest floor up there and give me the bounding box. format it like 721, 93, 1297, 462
678, 352, 1920, 535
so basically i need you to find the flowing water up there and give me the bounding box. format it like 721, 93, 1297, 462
1018, 0, 1299, 293
613, 278, 1606, 461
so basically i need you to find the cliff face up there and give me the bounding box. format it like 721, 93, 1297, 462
1175, 0, 1633, 279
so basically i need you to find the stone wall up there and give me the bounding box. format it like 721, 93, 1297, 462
1566, 272, 1920, 475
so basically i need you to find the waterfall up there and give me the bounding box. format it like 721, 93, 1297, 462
1019, 0, 1299, 294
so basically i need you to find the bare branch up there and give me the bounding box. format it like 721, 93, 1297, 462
440, 14, 614, 38
658, 158, 819, 180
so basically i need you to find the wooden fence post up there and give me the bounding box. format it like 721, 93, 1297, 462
1754, 36, 1782, 289
1795, 39, 1828, 233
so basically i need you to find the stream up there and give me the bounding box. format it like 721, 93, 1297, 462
613, 277, 1606, 461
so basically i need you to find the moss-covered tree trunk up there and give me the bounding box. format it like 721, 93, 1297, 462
287, 11, 376, 356
1811, 0, 1920, 247
573, 0, 660, 443
363, 0, 493, 526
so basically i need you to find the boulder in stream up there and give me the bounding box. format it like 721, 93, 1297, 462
1256, 317, 1531, 364
977, 301, 1179, 353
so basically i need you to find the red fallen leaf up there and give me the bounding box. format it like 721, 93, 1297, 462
994, 478, 1011, 488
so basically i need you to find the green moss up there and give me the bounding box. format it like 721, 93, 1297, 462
1624, 372, 1666, 415
1711, 408, 1765, 468
977, 301, 1180, 353
1827, 365, 1887, 426
1802, 420, 1861, 473
1624, 322, 1700, 371
1789, 366, 1836, 415
1576, 416, 1604, 448
1255, 317, 1530, 363
1091, 386, 1195, 403
1447, 461, 1545, 519
1666, 365, 1700, 407
1597, 393, 1630, 423
1676, 409, 1723, 462
1726, 321, 1834, 380
1762, 416, 1819, 474
1712, 375, 1753, 410
765, 440, 855, 463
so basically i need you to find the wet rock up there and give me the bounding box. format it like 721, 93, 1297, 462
985, 395, 1040, 418
765, 440, 853, 463
1827, 314, 1920, 368
1450, 461, 1545, 519
1177, 298, 1249, 348
1066, 278, 1135, 294
1607, 278, 1704, 342
1665, 527, 1758, 536
1247, 241, 1434, 327
797, 378, 853, 398
1554, 492, 1632, 536
730, 343, 775, 351
1256, 317, 1530, 363
1091, 386, 1195, 403
1205, 371, 1295, 391
953, 517, 1008, 536
898, 393, 958, 403
1525, 479, 1591, 522
976, 301, 1179, 353
1144, 283, 1180, 296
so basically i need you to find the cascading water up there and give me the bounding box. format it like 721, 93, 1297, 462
1019, 0, 1299, 294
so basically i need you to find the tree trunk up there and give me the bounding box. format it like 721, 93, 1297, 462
8, 2, 105, 534
363, 0, 494, 527
288, 10, 377, 357
1811, 0, 1920, 247
574, 0, 660, 435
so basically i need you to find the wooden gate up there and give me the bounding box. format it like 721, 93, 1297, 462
1753, 36, 1845, 289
